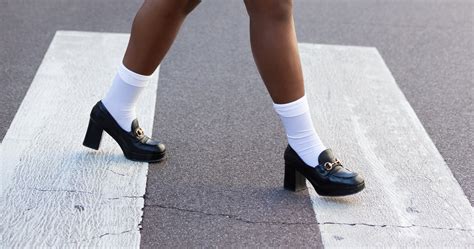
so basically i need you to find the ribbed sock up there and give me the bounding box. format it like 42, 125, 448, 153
101, 63, 151, 132
273, 95, 327, 167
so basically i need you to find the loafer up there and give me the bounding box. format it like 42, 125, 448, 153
82, 101, 166, 162
283, 144, 365, 196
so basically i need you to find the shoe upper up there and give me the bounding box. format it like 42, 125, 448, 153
130, 119, 165, 150
284, 144, 364, 187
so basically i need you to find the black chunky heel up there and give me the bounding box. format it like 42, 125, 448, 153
284, 162, 308, 192
83, 119, 103, 150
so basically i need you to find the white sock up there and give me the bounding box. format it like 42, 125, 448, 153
273, 95, 327, 167
101, 63, 151, 132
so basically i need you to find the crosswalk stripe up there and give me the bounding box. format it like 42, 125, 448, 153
0, 31, 158, 247
300, 43, 473, 247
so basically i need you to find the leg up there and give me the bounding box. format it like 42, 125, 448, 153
124, 0, 201, 75
84, 0, 200, 162
243, 0, 303, 104
102, 0, 201, 132
243, 0, 365, 195
244, 0, 326, 166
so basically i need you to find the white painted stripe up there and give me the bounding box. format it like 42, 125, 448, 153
300, 43, 474, 247
0, 31, 159, 247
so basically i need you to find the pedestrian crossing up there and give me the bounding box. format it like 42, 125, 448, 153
0, 31, 472, 248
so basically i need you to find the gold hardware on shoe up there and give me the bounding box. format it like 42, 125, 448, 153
135, 127, 144, 137
324, 162, 333, 170
323, 158, 342, 171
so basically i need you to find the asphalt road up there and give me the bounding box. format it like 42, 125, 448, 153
1, 0, 472, 247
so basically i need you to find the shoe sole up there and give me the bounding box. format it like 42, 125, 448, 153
123, 150, 166, 163
311, 180, 365, 196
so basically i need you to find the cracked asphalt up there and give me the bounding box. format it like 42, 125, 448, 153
143, 202, 473, 232
1, 0, 472, 247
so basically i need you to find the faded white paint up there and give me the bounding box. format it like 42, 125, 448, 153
300, 43, 474, 247
0, 31, 159, 247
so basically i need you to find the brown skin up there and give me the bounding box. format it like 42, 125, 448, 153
123, 0, 304, 104
244, 0, 305, 104
123, 0, 201, 75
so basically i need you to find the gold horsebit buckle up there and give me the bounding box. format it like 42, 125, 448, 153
323, 158, 342, 171
135, 127, 145, 137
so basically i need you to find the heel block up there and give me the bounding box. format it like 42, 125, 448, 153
284, 162, 307, 192
83, 119, 103, 150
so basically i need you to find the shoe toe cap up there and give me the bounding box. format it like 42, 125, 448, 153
329, 170, 365, 186
144, 138, 165, 152
157, 142, 166, 153
354, 174, 365, 185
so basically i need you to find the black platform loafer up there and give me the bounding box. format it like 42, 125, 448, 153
83, 101, 166, 162
283, 145, 365, 196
